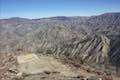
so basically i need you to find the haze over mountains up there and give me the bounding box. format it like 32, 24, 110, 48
0, 12, 120, 68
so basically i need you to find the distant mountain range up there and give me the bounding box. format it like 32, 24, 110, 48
0, 12, 120, 67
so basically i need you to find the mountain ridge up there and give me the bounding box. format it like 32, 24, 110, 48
0, 12, 120, 69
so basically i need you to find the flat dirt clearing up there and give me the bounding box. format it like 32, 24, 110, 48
17, 54, 79, 77
0, 53, 120, 80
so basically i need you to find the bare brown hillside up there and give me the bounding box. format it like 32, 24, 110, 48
0, 13, 120, 80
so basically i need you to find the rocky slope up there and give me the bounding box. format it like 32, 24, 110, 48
0, 53, 119, 80
0, 12, 120, 69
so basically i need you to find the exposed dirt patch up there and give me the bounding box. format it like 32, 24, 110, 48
0, 53, 120, 80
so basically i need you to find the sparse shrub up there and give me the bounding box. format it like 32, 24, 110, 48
46, 49, 53, 54
36, 49, 44, 54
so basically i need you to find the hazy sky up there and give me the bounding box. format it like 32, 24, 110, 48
0, 0, 120, 19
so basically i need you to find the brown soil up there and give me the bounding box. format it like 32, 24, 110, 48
0, 53, 120, 80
